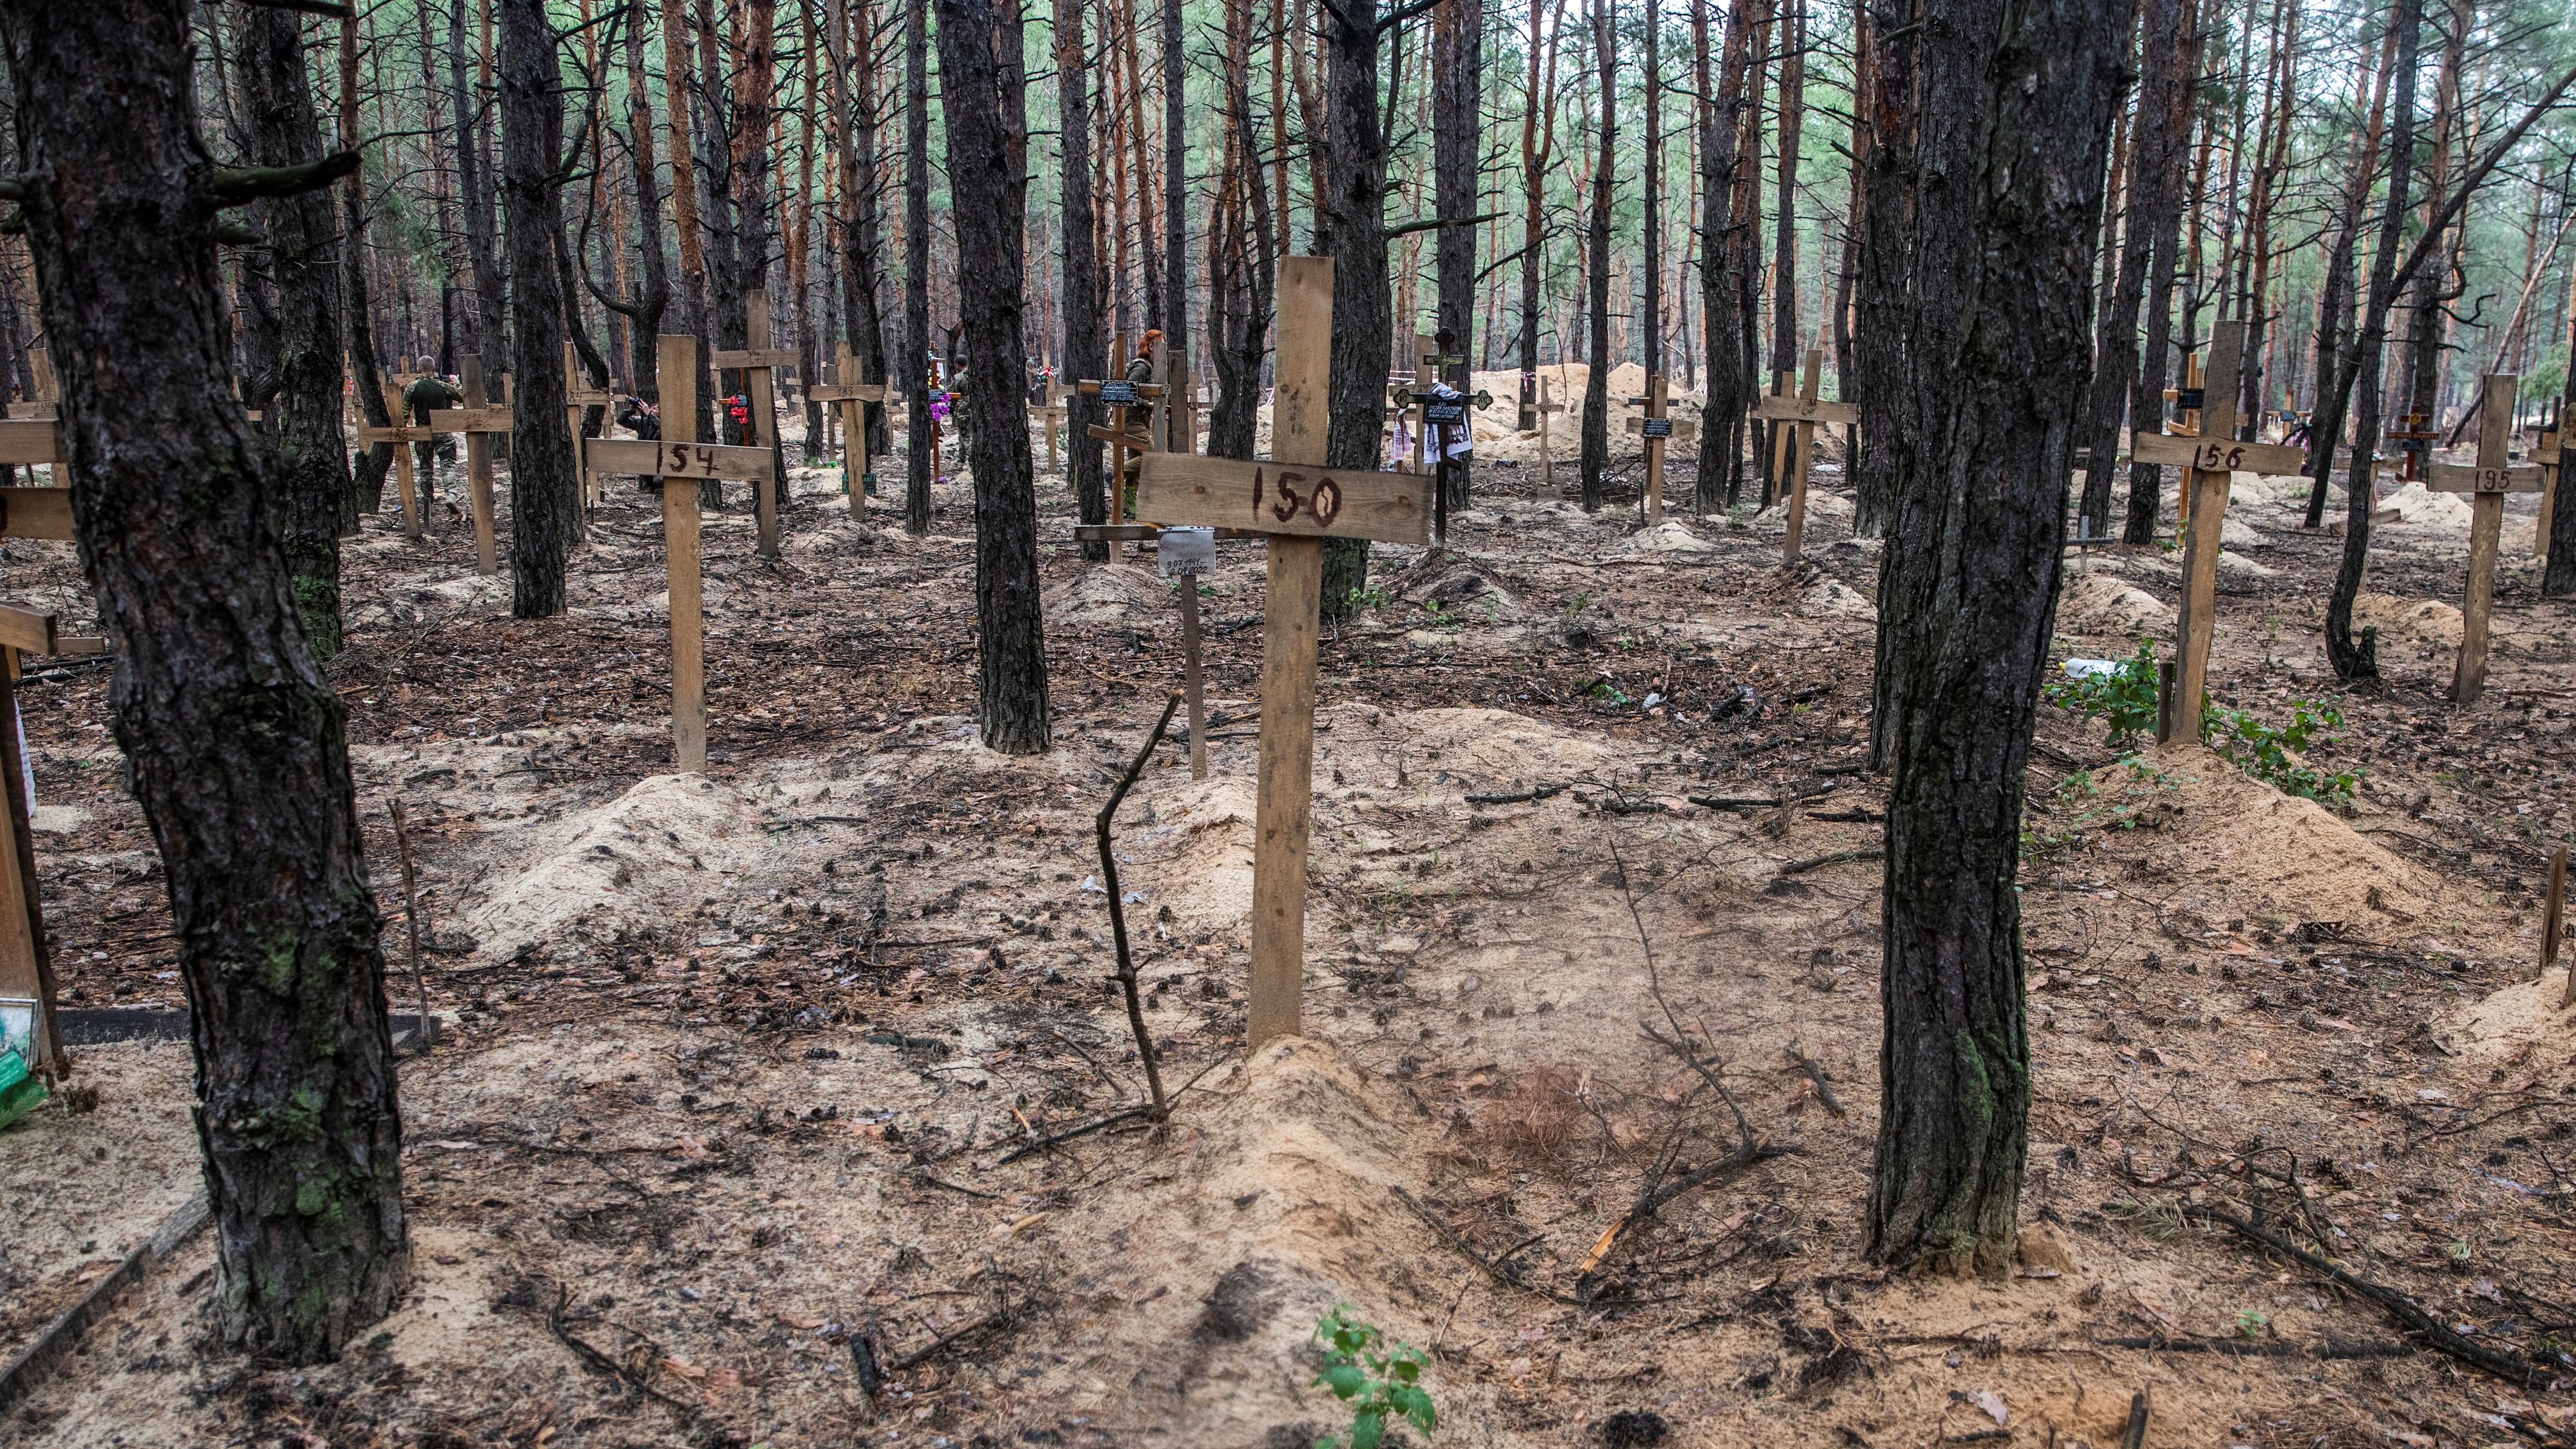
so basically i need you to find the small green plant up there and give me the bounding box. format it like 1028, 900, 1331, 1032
1561, 591, 1591, 621
1309, 1307, 1436, 1449
2023, 754, 2190, 859
2235, 1307, 2269, 1339
2043, 642, 2162, 745
2205, 697, 2363, 810
1590, 679, 1633, 706
1419, 599, 1459, 632
1348, 584, 1392, 611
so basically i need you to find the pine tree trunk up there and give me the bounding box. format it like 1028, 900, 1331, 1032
498, 0, 579, 616
1165, 0, 1187, 359
1057, 0, 1110, 559
451, 0, 509, 383
1433, 0, 1481, 515
237, 7, 353, 658
1517, 0, 1558, 432
2117, 0, 2190, 544
934, 0, 1051, 754
2077, 4, 2151, 538
608, 0, 672, 403
1694, 0, 1751, 510
341, 9, 395, 523
903, 0, 933, 532
2322, 0, 2423, 680
1855, 0, 2129, 1278
3, 0, 410, 1361
1318, 0, 1395, 619
1578, 0, 1613, 512
1640, 0, 1660, 382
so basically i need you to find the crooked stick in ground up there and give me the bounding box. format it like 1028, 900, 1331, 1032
1096, 690, 1181, 1119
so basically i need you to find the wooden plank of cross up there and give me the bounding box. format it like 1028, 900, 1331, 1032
1752, 349, 1856, 563
417, 353, 513, 575
2431, 373, 2544, 706
563, 342, 613, 512
584, 336, 776, 771
1079, 362, 1161, 522
2531, 402, 2565, 561
810, 342, 889, 520
1535, 372, 1565, 495
1623, 374, 1699, 522
355, 379, 432, 539
709, 288, 798, 558
2130, 319, 2307, 744
1134, 255, 1428, 1050
4, 347, 56, 421
1030, 380, 1068, 473
0, 604, 62, 1082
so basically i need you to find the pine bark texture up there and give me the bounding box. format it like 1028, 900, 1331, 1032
3, 0, 410, 1361
1696, 0, 1754, 509
1318, 0, 1393, 618
1057, 0, 1110, 560
499, 0, 579, 616
1578, 0, 1614, 513
2076, 2, 2154, 539
2117, 0, 2189, 544
1433, 0, 1481, 516
236, 7, 353, 658
1854, 0, 2129, 1274
935, 0, 1051, 754
903, 0, 933, 533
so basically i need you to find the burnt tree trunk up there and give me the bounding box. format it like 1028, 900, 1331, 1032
1695, 0, 1751, 510
340, 12, 394, 524
450, 0, 509, 385
2117, 0, 2189, 543
498, 0, 579, 615
1516, 0, 1558, 434
934, 0, 1051, 753
1433, 0, 1481, 516
1855, 0, 2129, 1274
903, 0, 931, 533
236, 7, 353, 657
1317, 0, 1394, 619
1057, 0, 1110, 560
2075, 0, 2152, 539
594, 0, 671, 404
2322, 0, 2422, 680
3, 0, 409, 1361
1577, 0, 1613, 512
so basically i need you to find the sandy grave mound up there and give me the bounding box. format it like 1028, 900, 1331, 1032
2353, 591, 2464, 647
1359, 704, 1620, 788
1621, 519, 1721, 554
1120, 774, 1259, 930
462, 773, 770, 963
1042, 563, 1171, 627
1797, 577, 1875, 621
2099, 750, 2432, 930
2219, 517, 2268, 550
2233, 472, 2324, 509
1381, 548, 1529, 621
2060, 571, 2175, 635
2380, 481, 2475, 527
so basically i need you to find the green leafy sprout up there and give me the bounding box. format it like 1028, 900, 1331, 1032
1310, 1307, 1436, 1449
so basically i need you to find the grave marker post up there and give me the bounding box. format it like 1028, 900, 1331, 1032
1536, 373, 1564, 496
356, 381, 431, 539
563, 341, 612, 512
809, 342, 889, 518
431, 354, 513, 575
0, 606, 58, 1083
1752, 348, 1856, 563
1133, 257, 1428, 1049
709, 288, 798, 557
2129, 320, 2309, 743
2532, 402, 2565, 560
2432, 372, 2543, 705
579, 336, 785, 769
1622, 376, 1700, 522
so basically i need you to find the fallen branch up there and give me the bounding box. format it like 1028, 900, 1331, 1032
991, 1104, 1155, 1165
1466, 782, 1568, 805
2188, 1204, 2539, 1386
1779, 847, 1884, 876
1787, 1047, 1846, 1117
547, 1284, 701, 1424
1391, 1185, 1581, 1303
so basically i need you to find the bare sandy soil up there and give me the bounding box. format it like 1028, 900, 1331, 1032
3, 404, 2574, 1449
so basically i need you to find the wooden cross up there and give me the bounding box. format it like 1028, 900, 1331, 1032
2129, 320, 2309, 744
1623, 374, 1700, 522
2432, 372, 2544, 705
1134, 255, 1428, 1048
562, 342, 614, 513
355, 379, 432, 539
1029, 380, 1065, 472
582, 336, 777, 770
1534, 372, 1565, 495
1404, 333, 1436, 474
1752, 349, 1856, 562
809, 342, 889, 520
2531, 402, 2565, 561
708, 288, 798, 558
1160, 342, 1197, 457
0, 604, 61, 1093
416, 354, 513, 575
2386, 412, 2440, 483
1080, 363, 1161, 522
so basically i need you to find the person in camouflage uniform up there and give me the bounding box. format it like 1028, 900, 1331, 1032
404, 372, 461, 503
